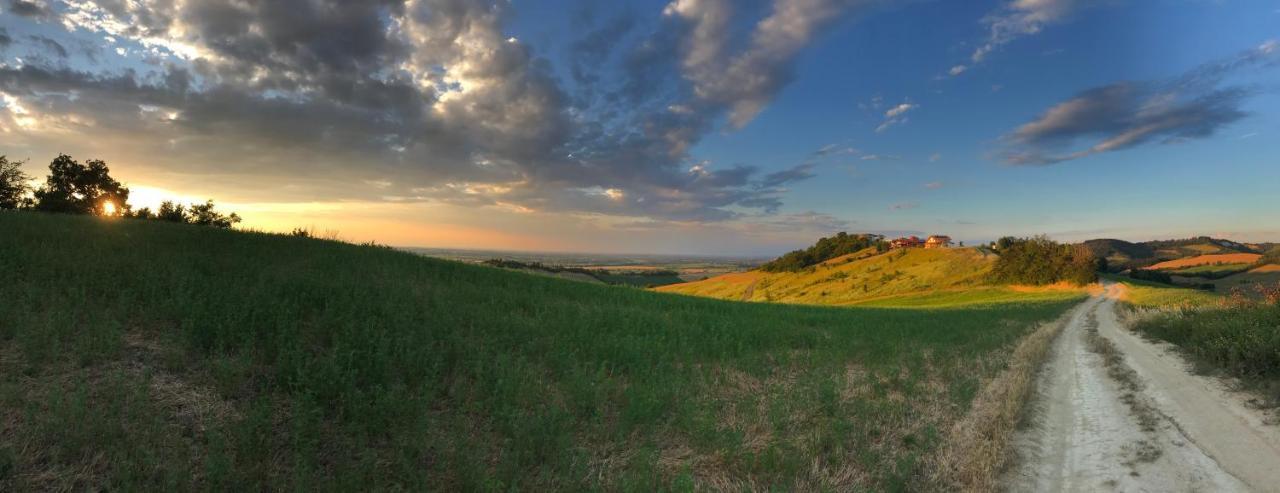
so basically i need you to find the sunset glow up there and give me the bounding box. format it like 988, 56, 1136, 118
1, 1, 1277, 255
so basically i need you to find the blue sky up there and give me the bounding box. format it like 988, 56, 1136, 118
1, 0, 1278, 255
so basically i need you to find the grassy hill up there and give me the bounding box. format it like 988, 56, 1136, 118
0, 212, 1082, 491
656, 247, 1085, 307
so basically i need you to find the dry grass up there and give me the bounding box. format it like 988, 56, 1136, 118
917, 307, 1075, 491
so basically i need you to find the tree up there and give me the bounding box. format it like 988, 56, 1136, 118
990, 235, 1100, 286
0, 156, 31, 209
128, 207, 154, 220
156, 201, 188, 223
188, 200, 242, 229
759, 232, 887, 272
33, 154, 130, 215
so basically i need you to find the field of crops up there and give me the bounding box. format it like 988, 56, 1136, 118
0, 212, 1079, 491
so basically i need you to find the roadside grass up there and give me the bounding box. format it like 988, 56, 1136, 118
1129, 300, 1280, 405
0, 211, 1080, 491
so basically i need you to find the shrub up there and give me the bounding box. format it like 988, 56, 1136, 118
990, 236, 1099, 286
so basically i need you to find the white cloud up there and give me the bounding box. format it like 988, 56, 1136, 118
875, 101, 918, 133
950, 0, 1102, 76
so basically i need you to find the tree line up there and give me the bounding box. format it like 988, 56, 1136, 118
0, 154, 240, 228
759, 232, 888, 273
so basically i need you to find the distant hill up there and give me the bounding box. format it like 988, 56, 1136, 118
656, 247, 1083, 307
1082, 239, 1157, 270
1082, 236, 1260, 272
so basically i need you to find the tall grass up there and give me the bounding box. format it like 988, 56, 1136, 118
1131, 302, 1280, 390
0, 212, 1079, 490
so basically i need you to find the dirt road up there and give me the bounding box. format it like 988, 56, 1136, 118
1005, 284, 1280, 492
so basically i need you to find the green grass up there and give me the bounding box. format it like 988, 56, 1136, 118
1167, 263, 1252, 278
0, 212, 1078, 491
590, 272, 686, 287
853, 287, 1087, 308
1102, 274, 1220, 308
1131, 302, 1280, 400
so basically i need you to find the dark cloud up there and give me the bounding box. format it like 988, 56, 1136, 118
0, 0, 876, 222
1002, 40, 1277, 165
26, 35, 68, 58
5, 0, 53, 19
0, 28, 11, 50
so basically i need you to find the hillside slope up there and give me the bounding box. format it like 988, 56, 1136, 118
0, 212, 1080, 491
656, 247, 1081, 307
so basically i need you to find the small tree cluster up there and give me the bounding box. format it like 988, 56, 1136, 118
0, 153, 241, 228
33, 154, 131, 215
133, 199, 240, 228
760, 232, 888, 273
990, 236, 1100, 286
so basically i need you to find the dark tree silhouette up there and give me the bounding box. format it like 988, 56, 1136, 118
156, 200, 188, 223
128, 207, 155, 220
33, 154, 130, 215
188, 200, 242, 229
0, 156, 31, 210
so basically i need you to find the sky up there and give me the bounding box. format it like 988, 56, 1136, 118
1, 0, 1277, 256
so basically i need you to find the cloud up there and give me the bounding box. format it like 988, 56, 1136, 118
0, 0, 881, 223
26, 35, 68, 58
875, 101, 917, 132
0, 28, 10, 50
952, 0, 1101, 75
928, 152, 941, 162
4, 0, 53, 20
759, 162, 817, 188
890, 201, 918, 211
924, 181, 944, 189
860, 154, 901, 161
665, 0, 875, 128
1001, 40, 1278, 165
812, 143, 858, 158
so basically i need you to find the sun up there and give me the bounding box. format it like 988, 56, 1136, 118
101, 200, 117, 216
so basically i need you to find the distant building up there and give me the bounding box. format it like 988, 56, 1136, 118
925, 235, 953, 249
890, 236, 923, 249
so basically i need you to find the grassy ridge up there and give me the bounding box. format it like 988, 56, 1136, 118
0, 212, 1079, 490
656, 247, 1017, 306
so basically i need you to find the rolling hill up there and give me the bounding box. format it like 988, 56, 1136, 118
1084, 236, 1261, 272
656, 247, 1085, 307
0, 211, 1081, 491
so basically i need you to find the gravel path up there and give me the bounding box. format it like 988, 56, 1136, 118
1005, 284, 1280, 492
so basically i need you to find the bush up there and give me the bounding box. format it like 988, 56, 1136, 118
989, 236, 1099, 286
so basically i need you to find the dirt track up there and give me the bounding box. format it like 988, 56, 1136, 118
1005, 284, 1280, 492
